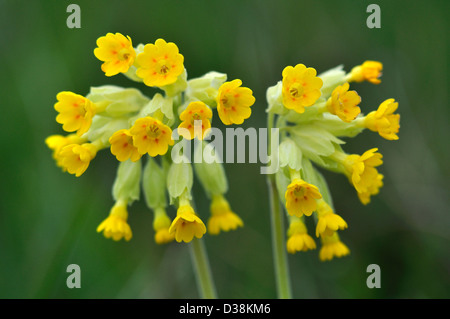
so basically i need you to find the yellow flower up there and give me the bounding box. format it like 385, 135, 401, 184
94, 33, 136, 77
326, 82, 361, 122
136, 38, 184, 87
207, 195, 243, 235
97, 201, 132, 241
178, 101, 213, 140
55, 92, 97, 136
59, 143, 98, 177
129, 116, 174, 157
153, 208, 175, 244
282, 64, 323, 113
315, 200, 348, 237
319, 232, 350, 261
365, 98, 400, 140
216, 79, 255, 125
169, 205, 206, 243
348, 60, 383, 84
45, 134, 86, 169
109, 129, 142, 162
286, 219, 316, 253
285, 178, 322, 217
357, 173, 384, 205
343, 148, 383, 194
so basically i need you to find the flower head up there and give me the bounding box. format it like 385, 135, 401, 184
136, 38, 184, 87
59, 143, 98, 177
94, 33, 136, 77
315, 200, 348, 237
285, 178, 322, 217
207, 195, 243, 235
282, 64, 323, 113
286, 219, 316, 253
216, 79, 255, 125
55, 92, 96, 136
343, 148, 383, 194
348, 61, 383, 84
169, 205, 206, 243
365, 98, 400, 140
327, 82, 361, 122
319, 232, 350, 261
109, 129, 142, 162
45, 134, 86, 169
97, 201, 132, 241
178, 101, 213, 140
153, 208, 175, 244
129, 116, 174, 157
357, 173, 384, 205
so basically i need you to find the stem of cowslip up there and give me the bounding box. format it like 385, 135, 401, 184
189, 238, 217, 299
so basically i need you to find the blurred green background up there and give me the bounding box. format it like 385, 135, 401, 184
0, 0, 449, 298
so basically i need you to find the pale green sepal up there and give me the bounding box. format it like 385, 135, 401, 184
283, 98, 326, 124
318, 65, 346, 98
314, 113, 365, 138
266, 81, 288, 115
279, 138, 303, 172
185, 71, 227, 107
166, 160, 193, 204
139, 93, 174, 121
112, 159, 142, 203
86, 116, 129, 146
162, 69, 188, 97
142, 157, 167, 210
275, 169, 290, 206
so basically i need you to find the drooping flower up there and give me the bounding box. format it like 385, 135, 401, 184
129, 116, 174, 157
285, 178, 322, 217
136, 38, 184, 87
97, 200, 132, 241
59, 143, 98, 177
178, 101, 213, 140
315, 200, 348, 237
357, 173, 384, 205
319, 232, 350, 261
216, 79, 255, 125
286, 218, 316, 253
109, 129, 142, 162
207, 195, 243, 235
45, 134, 87, 169
94, 33, 136, 77
364, 98, 400, 140
281, 64, 323, 113
343, 148, 383, 194
169, 204, 206, 243
326, 82, 361, 122
55, 92, 97, 136
347, 60, 383, 84
153, 208, 175, 244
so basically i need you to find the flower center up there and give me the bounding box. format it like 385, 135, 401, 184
159, 64, 169, 75
146, 124, 161, 138
293, 185, 306, 198
289, 83, 304, 98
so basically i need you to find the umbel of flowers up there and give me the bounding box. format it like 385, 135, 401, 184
266, 61, 399, 261
46, 33, 255, 244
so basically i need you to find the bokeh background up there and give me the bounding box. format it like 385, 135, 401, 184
0, 0, 448, 298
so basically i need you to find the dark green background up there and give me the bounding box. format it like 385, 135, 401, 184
0, 0, 448, 298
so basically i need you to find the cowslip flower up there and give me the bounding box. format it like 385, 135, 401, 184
207, 195, 243, 235
59, 143, 98, 177
97, 200, 132, 241
178, 101, 213, 140
45, 134, 87, 169
136, 38, 184, 87
216, 79, 255, 125
364, 98, 400, 140
343, 148, 383, 194
285, 178, 322, 217
281, 64, 323, 113
94, 33, 136, 77
326, 82, 361, 122
55, 92, 98, 136
319, 232, 350, 261
357, 173, 384, 205
153, 208, 175, 244
109, 129, 142, 162
129, 116, 174, 157
169, 204, 207, 243
286, 218, 316, 254
347, 60, 383, 84
315, 200, 348, 237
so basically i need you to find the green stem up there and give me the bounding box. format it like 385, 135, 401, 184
267, 112, 292, 299
189, 238, 217, 299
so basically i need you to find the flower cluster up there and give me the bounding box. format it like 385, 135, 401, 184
267, 61, 399, 261
46, 33, 255, 243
